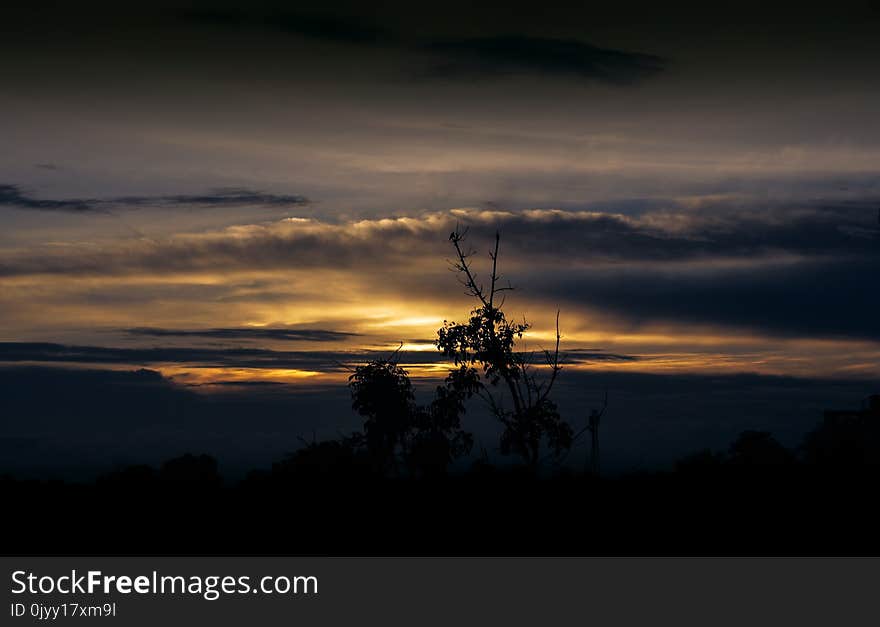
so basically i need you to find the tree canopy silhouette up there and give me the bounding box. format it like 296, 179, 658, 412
801, 411, 880, 467
727, 430, 794, 467
348, 350, 476, 477
436, 228, 573, 467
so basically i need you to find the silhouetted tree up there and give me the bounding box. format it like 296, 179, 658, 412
97, 464, 156, 486
159, 453, 222, 485
801, 416, 880, 467
674, 449, 725, 474
436, 228, 573, 468
408, 366, 478, 477
728, 430, 794, 466
271, 437, 371, 481
348, 351, 476, 477
675, 431, 794, 474
349, 357, 416, 473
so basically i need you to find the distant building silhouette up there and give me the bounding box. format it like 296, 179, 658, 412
824, 394, 880, 424
804, 394, 880, 466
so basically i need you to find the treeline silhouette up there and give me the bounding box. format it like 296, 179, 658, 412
3, 231, 880, 554
3, 405, 880, 554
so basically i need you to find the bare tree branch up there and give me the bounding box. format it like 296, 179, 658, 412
449, 226, 489, 307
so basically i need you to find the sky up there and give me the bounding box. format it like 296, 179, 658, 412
1, 2, 879, 474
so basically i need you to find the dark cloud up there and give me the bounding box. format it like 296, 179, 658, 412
0, 184, 308, 213
536, 256, 880, 342
486, 204, 880, 263
173, 8, 664, 84
125, 327, 359, 342
0, 342, 635, 371
565, 349, 638, 362
204, 380, 287, 386
422, 36, 665, 83
0, 184, 95, 213
0, 342, 350, 371
115, 188, 309, 209
0, 366, 195, 432
0, 365, 356, 480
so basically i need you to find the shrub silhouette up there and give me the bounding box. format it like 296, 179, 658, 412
97, 464, 156, 486
270, 437, 372, 481
801, 414, 880, 467
348, 352, 476, 477
159, 453, 222, 485
674, 449, 725, 474
728, 430, 794, 466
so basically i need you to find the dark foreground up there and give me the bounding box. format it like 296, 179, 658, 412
4, 467, 879, 555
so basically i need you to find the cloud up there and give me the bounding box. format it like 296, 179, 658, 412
0, 364, 356, 480
174, 9, 664, 84
1, 204, 877, 277
0, 184, 95, 213
114, 188, 309, 209
422, 36, 665, 83
0, 184, 308, 213
2, 204, 879, 342
0, 342, 634, 371
0, 366, 196, 433
0, 342, 350, 371
534, 256, 880, 341
125, 327, 359, 342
